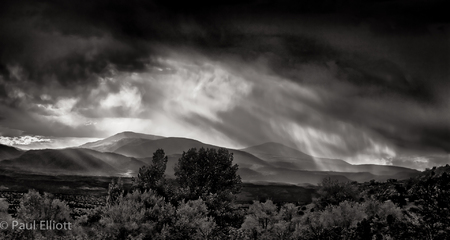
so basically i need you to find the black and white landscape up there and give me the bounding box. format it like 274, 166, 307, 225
0, 131, 419, 183
0, 0, 449, 239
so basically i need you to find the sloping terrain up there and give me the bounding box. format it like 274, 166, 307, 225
243, 142, 313, 159
0, 144, 24, 160
109, 136, 419, 183
350, 164, 419, 176
114, 137, 272, 171
113, 137, 396, 184
0, 148, 148, 177
77, 148, 147, 176
0, 148, 117, 176
114, 137, 207, 157
2, 132, 419, 185
237, 167, 352, 185
80, 131, 164, 152
415, 164, 450, 179
242, 142, 419, 177
243, 142, 357, 171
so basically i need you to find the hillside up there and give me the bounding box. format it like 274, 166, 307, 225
0, 148, 148, 177
415, 164, 450, 179
144, 153, 353, 185
242, 142, 419, 176
243, 142, 313, 159
0, 143, 24, 160
77, 148, 147, 176
243, 142, 356, 171
112, 137, 412, 184
114, 137, 207, 157
114, 137, 272, 172
80, 131, 164, 152
3, 132, 418, 185
82, 134, 418, 183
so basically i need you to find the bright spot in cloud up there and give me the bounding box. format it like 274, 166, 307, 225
37, 97, 86, 127
88, 57, 255, 147
0, 135, 51, 146
157, 60, 253, 122
345, 139, 397, 165
99, 85, 142, 115
272, 119, 397, 165
40, 94, 52, 101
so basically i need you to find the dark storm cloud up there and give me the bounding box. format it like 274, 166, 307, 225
327, 95, 450, 154
0, 126, 23, 137
0, 0, 448, 168
0, 0, 151, 86
1, 0, 447, 93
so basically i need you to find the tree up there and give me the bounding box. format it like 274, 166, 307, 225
406, 170, 450, 239
161, 199, 216, 240
0, 199, 15, 239
15, 190, 74, 239
132, 148, 168, 195
106, 178, 124, 206
0, 198, 9, 217
314, 177, 360, 210
175, 147, 241, 198
241, 200, 280, 239
174, 147, 243, 231
17, 190, 71, 223
241, 201, 301, 239
97, 190, 175, 240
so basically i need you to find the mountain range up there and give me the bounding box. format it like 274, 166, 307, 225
0, 131, 420, 185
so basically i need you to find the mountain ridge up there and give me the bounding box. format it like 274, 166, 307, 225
0, 132, 420, 184
242, 142, 418, 176
79, 131, 165, 152
88, 133, 419, 182
0, 143, 24, 160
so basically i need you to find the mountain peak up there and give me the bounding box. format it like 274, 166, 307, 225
79, 131, 165, 151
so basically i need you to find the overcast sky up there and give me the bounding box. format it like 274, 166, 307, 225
0, 0, 449, 169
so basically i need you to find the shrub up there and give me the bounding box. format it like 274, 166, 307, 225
314, 177, 360, 209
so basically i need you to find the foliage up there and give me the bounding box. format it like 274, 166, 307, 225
10, 189, 76, 239
405, 170, 450, 239
2, 150, 450, 239
16, 190, 71, 223
96, 190, 175, 239
75, 206, 105, 238
161, 198, 216, 240
79, 190, 219, 240
106, 177, 124, 206
175, 147, 243, 231
0, 199, 15, 239
132, 149, 168, 196
175, 147, 242, 198
314, 177, 360, 210
241, 200, 301, 239
0, 198, 8, 213
293, 199, 409, 240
